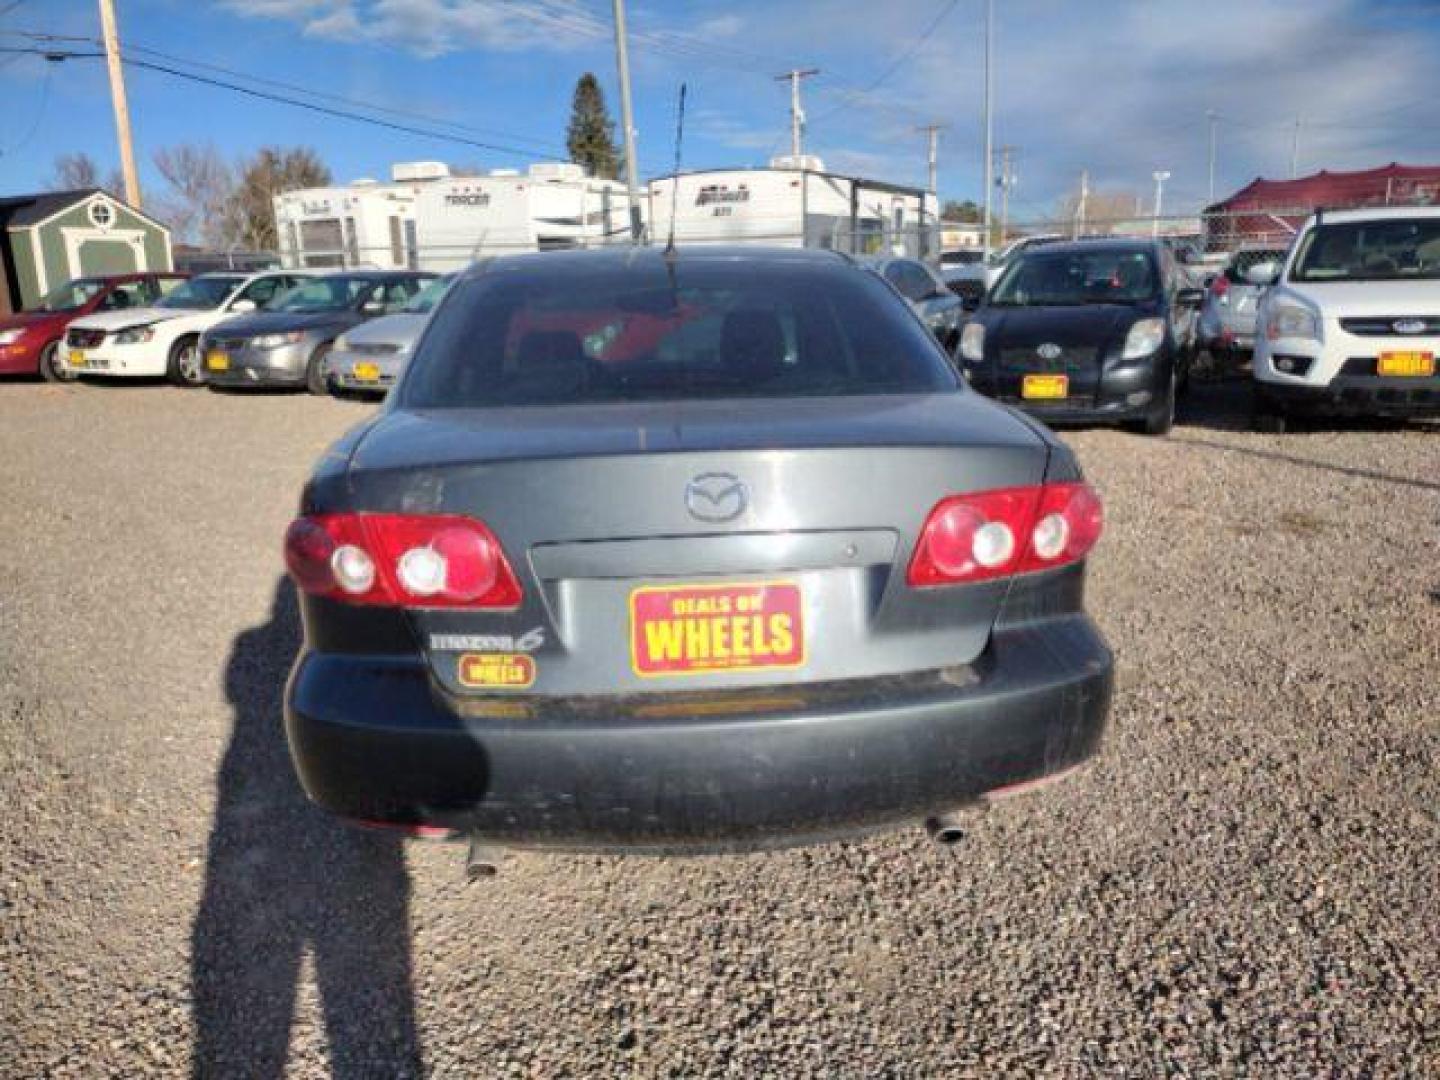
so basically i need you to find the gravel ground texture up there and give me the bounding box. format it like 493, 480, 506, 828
1, 378, 1437, 1078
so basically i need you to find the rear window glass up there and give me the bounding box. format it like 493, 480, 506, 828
399, 260, 958, 408
1225, 249, 1286, 284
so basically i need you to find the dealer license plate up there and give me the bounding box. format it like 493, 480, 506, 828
1377, 351, 1434, 377
206, 350, 229, 372
1022, 373, 1069, 400
629, 581, 804, 677
352, 361, 380, 382
68, 350, 85, 369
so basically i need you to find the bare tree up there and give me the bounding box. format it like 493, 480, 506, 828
229, 146, 332, 251
151, 143, 235, 247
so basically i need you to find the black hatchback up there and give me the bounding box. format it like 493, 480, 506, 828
958, 239, 1203, 435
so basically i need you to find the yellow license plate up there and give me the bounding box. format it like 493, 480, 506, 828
69, 350, 85, 368
206, 350, 229, 372
1022, 374, 1069, 400
1377, 351, 1434, 377
352, 361, 380, 382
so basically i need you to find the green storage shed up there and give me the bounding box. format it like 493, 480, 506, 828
0, 188, 173, 316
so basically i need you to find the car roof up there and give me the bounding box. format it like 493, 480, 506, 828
1010, 237, 1161, 257
1305, 206, 1440, 225
460, 245, 854, 283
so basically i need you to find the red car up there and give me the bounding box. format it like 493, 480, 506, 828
0, 272, 187, 382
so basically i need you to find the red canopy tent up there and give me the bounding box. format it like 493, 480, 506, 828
1203, 163, 1440, 249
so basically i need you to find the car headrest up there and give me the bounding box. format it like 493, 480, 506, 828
721, 310, 786, 380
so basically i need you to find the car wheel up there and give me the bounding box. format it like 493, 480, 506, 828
167, 336, 203, 388
305, 345, 332, 396
1131, 367, 1176, 436
39, 341, 75, 383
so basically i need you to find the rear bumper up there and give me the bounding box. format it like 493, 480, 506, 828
1255, 375, 1440, 417
285, 615, 1113, 851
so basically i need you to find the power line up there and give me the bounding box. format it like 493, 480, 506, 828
0, 45, 569, 162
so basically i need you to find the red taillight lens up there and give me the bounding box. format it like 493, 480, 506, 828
283, 513, 522, 608
908, 482, 1102, 587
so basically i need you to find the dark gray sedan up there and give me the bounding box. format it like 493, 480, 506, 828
200, 271, 434, 393
283, 247, 1112, 857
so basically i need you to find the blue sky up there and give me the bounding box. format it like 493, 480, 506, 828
3, 0, 1439, 222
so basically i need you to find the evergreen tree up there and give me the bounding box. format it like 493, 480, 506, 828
566, 73, 620, 180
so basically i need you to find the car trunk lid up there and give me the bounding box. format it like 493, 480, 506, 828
346, 394, 1050, 696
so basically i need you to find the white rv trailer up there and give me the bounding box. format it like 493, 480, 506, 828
412, 163, 637, 272
646, 156, 938, 258
273, 162, 450, 270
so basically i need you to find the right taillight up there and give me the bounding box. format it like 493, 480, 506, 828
908, 482, 1102, 587
284, 513, 522, 608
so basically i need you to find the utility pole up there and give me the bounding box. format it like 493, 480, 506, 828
980, 0, 994, 260
1074, 169, 1089, 239
775, 68, 820, 159
1206, 110, 1218, 203
611, 0, 643, 241
997, 145, 1015, 243
917, 124, 945, 196
1151, 170, 1170, 237
97, 0, 141, 209
1289, 115, 1303, 179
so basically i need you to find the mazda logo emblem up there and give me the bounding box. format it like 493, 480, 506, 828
1392, 318, 1428, 335
1036, 343, 1062, 360
685, 473, 749, 523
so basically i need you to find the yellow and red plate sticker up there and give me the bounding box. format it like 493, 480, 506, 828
1377, 351, 1434, 377
1022, 373, 1069, 400
630, 581, 804, 677
458, 653, 536, 689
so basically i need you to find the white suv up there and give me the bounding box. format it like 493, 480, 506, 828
64, 270, 312, 387
1251, 207, 1440, 431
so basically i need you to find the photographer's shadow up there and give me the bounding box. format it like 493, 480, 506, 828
191, 579, 422, 1078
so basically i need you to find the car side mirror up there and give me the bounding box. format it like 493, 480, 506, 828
1176, 287, 1205, 307
1245, 261, 1280, 286
230, 298, 257, 313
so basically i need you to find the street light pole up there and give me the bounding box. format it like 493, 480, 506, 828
1151, 170, 1170, 237
611, 0, 643, 242
1206, 110, 1218, 204
980, 0, 994, 260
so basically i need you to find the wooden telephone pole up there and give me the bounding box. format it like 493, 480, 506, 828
97, 0, 142, 208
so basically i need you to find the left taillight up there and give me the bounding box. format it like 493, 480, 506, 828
907, 482, 1103, 588
284, 513, 522, 608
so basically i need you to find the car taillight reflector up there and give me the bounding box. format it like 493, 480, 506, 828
284, 513, 521, 608
907, 482, 1102, 587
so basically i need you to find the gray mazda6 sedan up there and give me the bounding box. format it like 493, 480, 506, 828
283, 246, 1113, 857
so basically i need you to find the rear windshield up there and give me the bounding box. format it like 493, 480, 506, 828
1291, 218, 1440, 282
399, 261, 958, 408
989, 249, 1159, 306
1224, 249, 1287, 284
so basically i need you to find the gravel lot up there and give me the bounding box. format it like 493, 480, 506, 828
1, 378, 1436, 1077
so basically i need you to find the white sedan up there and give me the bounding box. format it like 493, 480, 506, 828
63, 270, 313, 387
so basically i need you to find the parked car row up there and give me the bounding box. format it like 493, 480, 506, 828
945, 206, 1440, 434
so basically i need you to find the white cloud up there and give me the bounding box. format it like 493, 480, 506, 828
220, 0, 603, 57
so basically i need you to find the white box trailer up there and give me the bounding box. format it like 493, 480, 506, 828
273, 177, 423, 270
646, 157, 938, 258
412, 163, 638, 272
